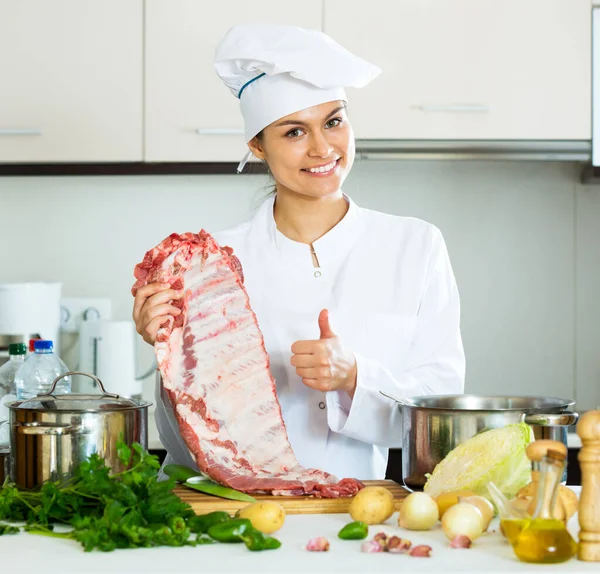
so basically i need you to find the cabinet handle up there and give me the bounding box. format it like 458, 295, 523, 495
411, 104, 489, 113
196, 128, 244, 136
0, 128, 42, 136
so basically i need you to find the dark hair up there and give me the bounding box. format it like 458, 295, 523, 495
250, 129, 276, 196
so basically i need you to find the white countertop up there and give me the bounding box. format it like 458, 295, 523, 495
3, 487, 598, 574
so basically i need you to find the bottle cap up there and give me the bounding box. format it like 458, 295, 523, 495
34, 340, 54, 352
29, 338, 41, 352
8, 343, 26, 356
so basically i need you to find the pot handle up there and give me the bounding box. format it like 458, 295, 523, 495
523, 411, 579, 427
16, 424, 85, 436
41, 371, 119, 399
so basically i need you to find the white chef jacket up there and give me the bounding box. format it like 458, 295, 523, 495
154, 194, 465, 480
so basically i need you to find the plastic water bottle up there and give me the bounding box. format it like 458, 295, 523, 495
15, 340, 71, 400
0, 343, 26, 443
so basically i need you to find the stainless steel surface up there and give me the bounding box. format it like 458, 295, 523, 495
410, 104, 490, 113
196, 128, 245, 136
0, 128, 42, 136
378, 390, 416, 407
0, 446, 8, 484
7, 372, 151, 489
397, 394, 574, 411
384, 394, 578, 489
0, 421, 8, 483
355, 139, 591, 162
523, 412, 579, 427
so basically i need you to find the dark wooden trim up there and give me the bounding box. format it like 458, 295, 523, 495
0, 162, 269, 176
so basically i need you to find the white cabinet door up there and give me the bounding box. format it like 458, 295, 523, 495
145, 0, 322, 162
0, 0, 142, 162
325, 0, 591, 140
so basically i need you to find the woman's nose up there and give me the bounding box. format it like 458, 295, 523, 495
308, 131, 334, 158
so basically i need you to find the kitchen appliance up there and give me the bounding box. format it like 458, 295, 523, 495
381, 393, 578, 490
0, 282, 62, 365
7, 372, 151, 490
77, 319, 142, 399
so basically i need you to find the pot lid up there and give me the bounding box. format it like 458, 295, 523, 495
12, 372, 147, 413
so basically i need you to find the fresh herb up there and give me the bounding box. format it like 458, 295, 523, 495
0, 523, 19, 535
0, 440, 280, 552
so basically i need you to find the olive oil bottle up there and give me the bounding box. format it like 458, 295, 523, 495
511, 449, 577, 564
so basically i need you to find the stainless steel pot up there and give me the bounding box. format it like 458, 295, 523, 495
381, 393, 578, 490
0, 423, 8, 484
7, 371, 151, 489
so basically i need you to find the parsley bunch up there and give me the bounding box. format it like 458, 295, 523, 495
0, 440, 197, 551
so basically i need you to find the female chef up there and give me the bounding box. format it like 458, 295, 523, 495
132, 25, 465, 480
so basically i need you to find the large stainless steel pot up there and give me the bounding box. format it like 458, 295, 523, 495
7, 371, 151, 489
382, 393, 578, 490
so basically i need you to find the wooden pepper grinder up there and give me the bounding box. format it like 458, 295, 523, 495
577, 410, 600, 562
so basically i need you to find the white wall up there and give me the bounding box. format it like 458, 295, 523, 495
0, 160, 598, 411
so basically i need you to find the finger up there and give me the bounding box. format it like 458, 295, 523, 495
148, 288, 184, 307
290, 339, 320, 355
142, 315, 169, 345
296, 366, 330, 379
301, 378, 331, 392
133, 283, 171, 322
138, 304, 181, 333
290, 354, 325, 368
318, 308, 336, 339
134, 288, 183, 325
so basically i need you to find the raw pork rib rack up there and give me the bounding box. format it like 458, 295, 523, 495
132, 231, 362, 497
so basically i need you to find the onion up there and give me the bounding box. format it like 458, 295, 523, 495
441, 502, 484, 541
458, 495, 494, 531
398, 492, 439, 531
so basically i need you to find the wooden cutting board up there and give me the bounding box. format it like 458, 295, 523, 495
174, 480, 409, 515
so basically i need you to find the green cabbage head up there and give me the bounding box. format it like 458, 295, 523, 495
423, 422, 533, 500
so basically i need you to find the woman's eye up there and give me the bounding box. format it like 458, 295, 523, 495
326, 118, 342, 128
286, 128, 303, 138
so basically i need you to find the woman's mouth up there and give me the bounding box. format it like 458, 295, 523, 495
301, 158, 341, 177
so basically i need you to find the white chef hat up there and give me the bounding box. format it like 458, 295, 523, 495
213, 25, 381, 172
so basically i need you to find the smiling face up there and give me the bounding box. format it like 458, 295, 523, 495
248, 100, 355, 200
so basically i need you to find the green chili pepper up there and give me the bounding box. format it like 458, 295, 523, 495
338, 521, 369, 540
241, 528, 282, 551
188, 511, 231, 534
163, 463, 204, 483
168, 515, 187, 535
207, 518, 252, 543
184, 479, 257, 503
163, 464, 257, 503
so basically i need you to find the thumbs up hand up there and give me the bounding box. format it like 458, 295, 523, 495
290, 309, 358, 398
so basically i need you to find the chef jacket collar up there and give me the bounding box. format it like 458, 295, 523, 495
257, 193, 362, 271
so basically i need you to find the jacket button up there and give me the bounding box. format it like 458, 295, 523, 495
318, 401, 325, 410
314, 270, 322, 278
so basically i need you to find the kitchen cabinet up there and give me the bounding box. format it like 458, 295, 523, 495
324, 0, 591, 141
0, 0, 143, 163
144, 0, 322, 162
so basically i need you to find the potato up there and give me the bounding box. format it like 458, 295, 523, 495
236, 501, 286, 534
348, 486, 395, 525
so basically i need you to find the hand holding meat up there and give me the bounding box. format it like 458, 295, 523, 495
290, 309, 357, 397
132, 283, 183, 345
